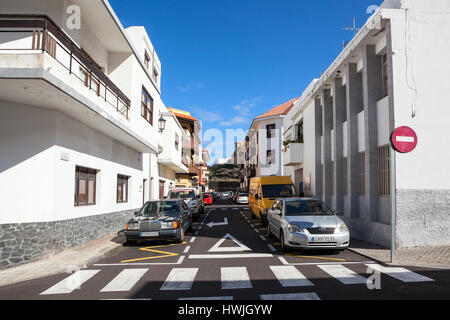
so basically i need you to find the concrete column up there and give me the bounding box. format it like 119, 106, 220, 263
345, 63, 362, 219
314, 98, 322, 198
333, 77, 346, 215
362, 45, 382, 222
322, 89, 333, 206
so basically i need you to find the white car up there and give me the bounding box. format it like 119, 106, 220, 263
236, 192, 249, 204
266, 197, 350, 251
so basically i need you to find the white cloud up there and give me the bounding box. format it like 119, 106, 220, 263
191, 106, 224, 123
176, 81, 204, 92
219, 116, 249, 126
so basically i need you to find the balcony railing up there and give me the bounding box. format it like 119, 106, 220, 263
0, 15, 130, 119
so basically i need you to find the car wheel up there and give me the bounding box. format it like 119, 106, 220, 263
176, 225, 185, 243
280, 231, 289, 252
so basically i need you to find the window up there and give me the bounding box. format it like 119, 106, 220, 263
79, 66, 89, 87
382, 53, 389, 98
266, 124, 276, 139
358, 152, 365, 196
74, 166, 97, 206
141, 86, 153, 125
378, 144, 391, 196
117, 174, 129, 203
175, 133, 180, 151
153, 68, 159, 83
266, 150, 273, 164
144, 51, 151, 69
90, 75, 100, 96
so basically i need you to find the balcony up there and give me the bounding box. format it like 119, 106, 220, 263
0, 15, 130, 118
283, 143, 304, 166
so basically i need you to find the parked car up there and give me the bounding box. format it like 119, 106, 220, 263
249, 176, 296, 226
203, 193, 213, 205
266, 197, 350, 252
167, 188, 204, 220
124, 200, 193, 245
236, 192, 249, 204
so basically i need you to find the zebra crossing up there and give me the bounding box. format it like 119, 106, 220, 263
39, 263, 434, 299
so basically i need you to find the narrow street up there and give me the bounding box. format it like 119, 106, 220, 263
0, 198, 449, 300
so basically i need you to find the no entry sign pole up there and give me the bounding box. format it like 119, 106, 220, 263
389, 126, 418, 263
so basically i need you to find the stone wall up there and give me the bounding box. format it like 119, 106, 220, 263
0, 209, 136, 270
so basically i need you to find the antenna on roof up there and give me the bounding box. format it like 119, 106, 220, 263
342, 16, 361, 36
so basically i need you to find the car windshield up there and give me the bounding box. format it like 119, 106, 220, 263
139, 201, 181, 217
262, 184, 295, 198
285, 200, 334, 216
168, 190, 196, 199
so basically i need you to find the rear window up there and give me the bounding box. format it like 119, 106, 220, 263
239, 193, 248, 196
262, 184, 295, 198
169, 190, 196, 199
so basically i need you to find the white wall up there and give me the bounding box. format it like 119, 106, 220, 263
385, 3, 450, 189
0, 101, 146, 224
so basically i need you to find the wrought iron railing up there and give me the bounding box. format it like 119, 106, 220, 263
0, 15, 131, 119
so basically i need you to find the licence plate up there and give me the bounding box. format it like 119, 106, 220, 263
311, 237, 334, 242
140, 232, 159, 237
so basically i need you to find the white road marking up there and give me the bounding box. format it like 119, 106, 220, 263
260, 293, 320, 300
268, 244, 277, 252
365, 264, 434, 282
254, 228, 260, 233
190, 237, 196, 243
221, 267, 252, 289
318, 264, 368, 284
100, 268, 148, 292
179, 296, 234, 300
259, 235, 267, 241
183, 246, 191, 253
208, 233, 251, 252
160, 268, 199, 291
270, 266, 314, 287
250, 224, 255, 228
277, 256, 376, 266
206, 217, 229, 228
40, 270, 100, 295
189, 253, 273, 259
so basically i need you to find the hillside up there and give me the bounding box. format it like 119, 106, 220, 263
208, 164, 240, 181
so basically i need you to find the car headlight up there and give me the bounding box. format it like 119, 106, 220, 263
287, 224, 304, 233
161, 221, 179, 229
126, 222, 139, 230
338, 223, 349, 233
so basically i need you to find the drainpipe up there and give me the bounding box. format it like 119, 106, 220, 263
390, 145, 397, 263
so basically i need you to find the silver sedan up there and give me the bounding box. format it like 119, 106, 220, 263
266, 197, 350, 251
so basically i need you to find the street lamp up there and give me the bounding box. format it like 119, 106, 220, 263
158, 114, 166, 133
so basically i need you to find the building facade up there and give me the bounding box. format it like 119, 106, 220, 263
242, 98, 298, 191
0, 0, 187, 269
282, 0, 450, 248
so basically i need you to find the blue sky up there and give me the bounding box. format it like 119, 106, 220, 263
109, 0, 383, 164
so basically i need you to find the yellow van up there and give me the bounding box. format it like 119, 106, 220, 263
249, 176, 296, 226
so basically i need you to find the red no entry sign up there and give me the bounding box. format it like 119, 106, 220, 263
391, 126, 418, 153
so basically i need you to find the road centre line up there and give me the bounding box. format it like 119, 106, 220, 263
267, 244, 277, 252
254, 228, 260, 233
259, 235, 267, 241
183, 246, 191, 253
189, 237, 196, 243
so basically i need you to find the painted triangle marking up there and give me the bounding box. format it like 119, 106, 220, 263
208, 233, 251, 252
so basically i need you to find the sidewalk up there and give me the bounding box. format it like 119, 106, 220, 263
0, 234, 123, 288
349, 238, 450, 269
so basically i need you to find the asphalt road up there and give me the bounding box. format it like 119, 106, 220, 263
1, 198, 449, 300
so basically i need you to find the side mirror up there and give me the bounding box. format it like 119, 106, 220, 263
164, 196, 167, 199
197, 195, 201, 199
134, 210, 140, 216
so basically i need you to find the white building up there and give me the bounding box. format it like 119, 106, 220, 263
242, 98, 298, 190
0, 0, 187, 269
282, 0, 450, 248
